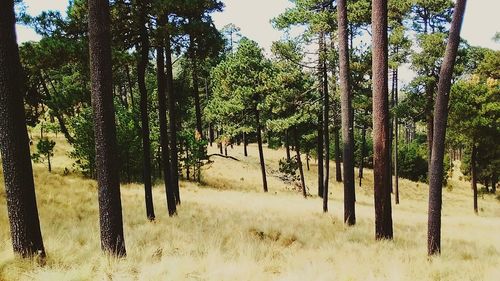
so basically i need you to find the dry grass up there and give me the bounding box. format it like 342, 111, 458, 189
0, 136, 498, 280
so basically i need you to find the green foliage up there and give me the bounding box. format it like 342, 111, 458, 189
179, 130, 208, 181
32, 138, 56, 172
398, 141, 428, 182
278, 157, 299, 179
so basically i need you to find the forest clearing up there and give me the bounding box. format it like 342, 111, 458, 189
0, 135, 498, 281
0, 0, 499, 280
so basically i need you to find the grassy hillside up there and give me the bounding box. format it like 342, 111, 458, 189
0, 135, 498, 280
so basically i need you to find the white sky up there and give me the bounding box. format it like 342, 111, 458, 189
16, 0, 500, 85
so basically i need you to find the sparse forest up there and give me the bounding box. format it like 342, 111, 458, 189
0, 0, 499, 280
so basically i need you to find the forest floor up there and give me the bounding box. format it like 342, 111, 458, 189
0, 134, 499, 281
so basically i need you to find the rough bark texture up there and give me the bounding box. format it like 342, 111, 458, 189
256, 109, 268, 192
156, 18, 176, 216
165, 29, 181, 205
334, 128, 342, 182
359, 123, 366, 187
0, 0, 46, 258
372, 0, 393, 240
338, 0, 356, 226
137, 0, 155, 221
88, 0, 126, 256
243, 132, 248, 157
427, 0, 467, 256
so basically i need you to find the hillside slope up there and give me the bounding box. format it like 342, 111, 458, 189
0, 136, 498, 280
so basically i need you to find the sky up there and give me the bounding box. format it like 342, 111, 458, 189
15, 0, 500, 85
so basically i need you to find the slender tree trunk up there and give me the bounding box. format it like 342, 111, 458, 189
285, 130, 291, 161
334, 128, 342, 182
137, 0, 155, 221
88, 0, 126, 256
0, 0, 46, 258
165, 29, 181, 204
338, 0, 356, 225
394, 69, 400, 205
156, 17, 176, 216
256, 109, 268, 192
322, 46, 330, 205
427, 0, 467, 256
372, 0, 393, 239
317, 34, 325, 198
471, 144, 478, 213
359, 123, 366, 187
306, 153, 310, 171
243, 132, 248, 156
294, 129, 307, 198
190, 38, 203, 139
125, 64, 134, 110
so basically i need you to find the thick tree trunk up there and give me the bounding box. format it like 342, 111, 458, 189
256, 109, 268, 192
0, 79, 47, 252
137, 0, 155, 221
156, 18, 176, 217
0, 2, 46, 257
88, 0, 126, 256
338, 0, 356, 225
294, 129, 307, 198
165, 29, 181, 204
372, 0, 393, 239
427, 0, 467, 256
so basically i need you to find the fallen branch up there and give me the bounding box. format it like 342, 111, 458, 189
207, 153, 240, 161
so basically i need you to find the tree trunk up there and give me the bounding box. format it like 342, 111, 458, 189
285, 130, 291, 161
243, 132, 248, 156
137, 0, 155, 221
256, 109, 268, 192
88, 0, 126, 256
359, 123, 366, 187
190, 37, 203, 139
306, 153, 310, 171
0, 0, 46, 258
322, 43, 330, 206
338, 0, 356, 225
427, 0, 467, 256
334, 127, 342, 182
372, 0, 393, 240
317, 34, 325, 198
294, 129, 307, 198
165, 29, 181, 204
156, 17, 176, 217
471, 144, 478, 213
394, 69, 400, 205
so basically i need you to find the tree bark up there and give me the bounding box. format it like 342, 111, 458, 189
0, 1, 46, 258
338, 0, 356, 225
285, 130, 291, 161
427, 0, 467, 256
256, 109, 268, 192
137, 0, 155, 221
317, 34, 325, 198
372, 0, 393, 239
322, 41, 330, 206
394, 69, 400, 205
156, 17, 176, 216
88, 0, 126, 256
334, 127, 342, 182
243, 132, 248, 156
165, 28, 181, 204
359, 123, 366, 187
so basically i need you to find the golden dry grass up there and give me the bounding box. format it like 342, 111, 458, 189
0, 136, 498, 280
